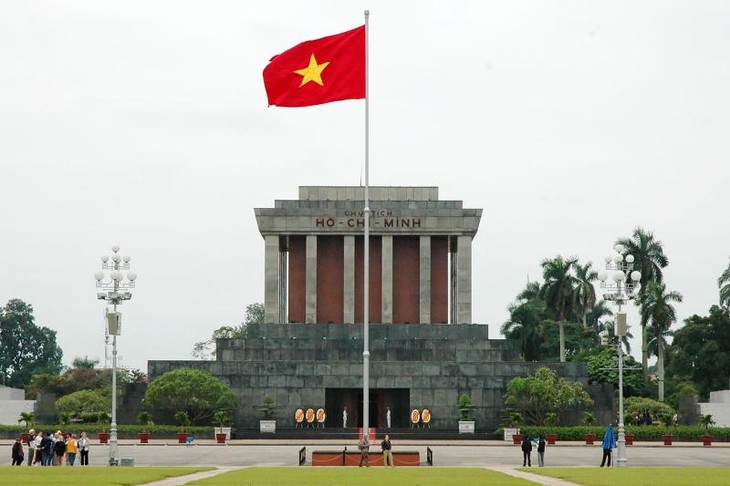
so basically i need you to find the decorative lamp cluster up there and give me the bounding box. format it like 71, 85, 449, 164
598, 243, 641, 304
95, 245, 137, 303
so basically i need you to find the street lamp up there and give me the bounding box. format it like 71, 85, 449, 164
94, 245, 137, 466
598, 243, 641, 468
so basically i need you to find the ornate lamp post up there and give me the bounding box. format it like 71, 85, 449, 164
94, 245, 137, 466
598, 243, 641, 468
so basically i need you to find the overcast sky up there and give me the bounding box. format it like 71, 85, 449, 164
1, 1, 729, 373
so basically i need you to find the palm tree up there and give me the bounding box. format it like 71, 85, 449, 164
573, 262, 598, 328
616, 227, 669, 375
638, 282, 682, 401
539, 255, 578, 362
718, 259, 730, 309
502, 299, 545, 361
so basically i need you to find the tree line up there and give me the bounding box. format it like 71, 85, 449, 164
501, 226, 730, 404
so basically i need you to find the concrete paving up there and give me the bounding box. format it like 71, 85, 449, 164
4, 439, 728, 485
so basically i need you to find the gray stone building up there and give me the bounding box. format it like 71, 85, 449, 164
148, 186, 590, 431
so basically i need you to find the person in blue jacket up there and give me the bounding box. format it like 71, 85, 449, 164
600, 423, 616, 467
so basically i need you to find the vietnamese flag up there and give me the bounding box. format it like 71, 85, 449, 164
263, 25, 365, 107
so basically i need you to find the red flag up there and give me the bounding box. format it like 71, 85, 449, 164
263, 25, 365, 107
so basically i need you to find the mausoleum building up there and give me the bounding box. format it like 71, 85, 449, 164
148, 186, 588, 431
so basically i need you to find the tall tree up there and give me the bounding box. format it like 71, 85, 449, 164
667, 305, 730, 399
718, 259, 730, 309
616, 227, 669, 374
192, 302, 265, 359
501, 299, 545, 362
539, 256, 578, 362
0, 299, 63, 388
573, 261, 598, 328
638, 282, 682, 401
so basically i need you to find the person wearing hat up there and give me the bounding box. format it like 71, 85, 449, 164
26, 429, 35, 466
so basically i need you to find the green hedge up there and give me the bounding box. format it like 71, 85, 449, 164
0, 424, 213, 435
505, 425, 730, 442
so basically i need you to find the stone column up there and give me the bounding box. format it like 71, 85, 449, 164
381, 235, 393, 324
278, 244, 287, 324
264, 235, 280, 323
419, 235, 431, 324
455, 235, 472, 324
343, 235, 355, 324
305, 235, 317, 323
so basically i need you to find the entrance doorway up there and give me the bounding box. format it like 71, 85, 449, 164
325, 388, 410, 429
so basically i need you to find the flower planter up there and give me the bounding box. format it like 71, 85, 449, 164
215, 433, 227, 444
584, 433, 595, 445
662, 434, 673, 446
138, 432, 150, 444
625, 433, 634, 446
177, 432, 188, 444
545, 433, 557, 445
98, 432, 110, 444
20, 432, 30, 445
512, 433, 523, 445
702, 434, 712, 447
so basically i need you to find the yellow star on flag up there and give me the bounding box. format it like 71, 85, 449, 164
294, 54, 330, 87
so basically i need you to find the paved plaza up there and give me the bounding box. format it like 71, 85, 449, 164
5, 439, 724, 468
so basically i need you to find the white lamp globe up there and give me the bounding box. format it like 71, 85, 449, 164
614, 244, 625, 254
613, 270, 625, 282
631, 270, 642, 282
111, 245, 120, 253
613, 253, 623, 263
604, 256, 612, 264
625, 254, 635, 264
598, 271, 608, 282
111, 270, 122, 281
127, 271, 138, 281
101, 255, 109, 263
94, 271, 104, 281
123, 255, 131, 263
112, 254, 121, 263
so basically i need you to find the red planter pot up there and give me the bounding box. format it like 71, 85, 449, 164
512, 434, 523, 445
98, 432, 110, 444
702, 435, 712, 446
625, 433, 634, 446
545, 433, 557, 445
215, 433, 227, 444
585, 433, 595, 445
20, 432, 30, 445
662, 434, 673, 446
138, 432, 150, 444
177, 433, 188, 444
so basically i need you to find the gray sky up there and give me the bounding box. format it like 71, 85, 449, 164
1, 1, 729, 372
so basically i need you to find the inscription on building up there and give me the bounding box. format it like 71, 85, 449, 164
315, 217, 422, 229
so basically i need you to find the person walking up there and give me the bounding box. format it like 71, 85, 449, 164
536, 435, 546, 467
358, 436, 370, 467
78, 432, 90, 466
521, 435, 532, 467
11, 437, 24, 466
600, 423, 616, 467
381, 434, 394, 467
342, 407, 348, 428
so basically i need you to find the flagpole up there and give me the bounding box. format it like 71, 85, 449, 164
362, 9, 371, 441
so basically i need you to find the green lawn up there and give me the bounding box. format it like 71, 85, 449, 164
0, 466, 212, 485
189, 467, 534, 485
527, 467, 730, 486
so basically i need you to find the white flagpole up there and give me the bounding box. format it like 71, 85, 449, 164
362, 9, 371, 440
